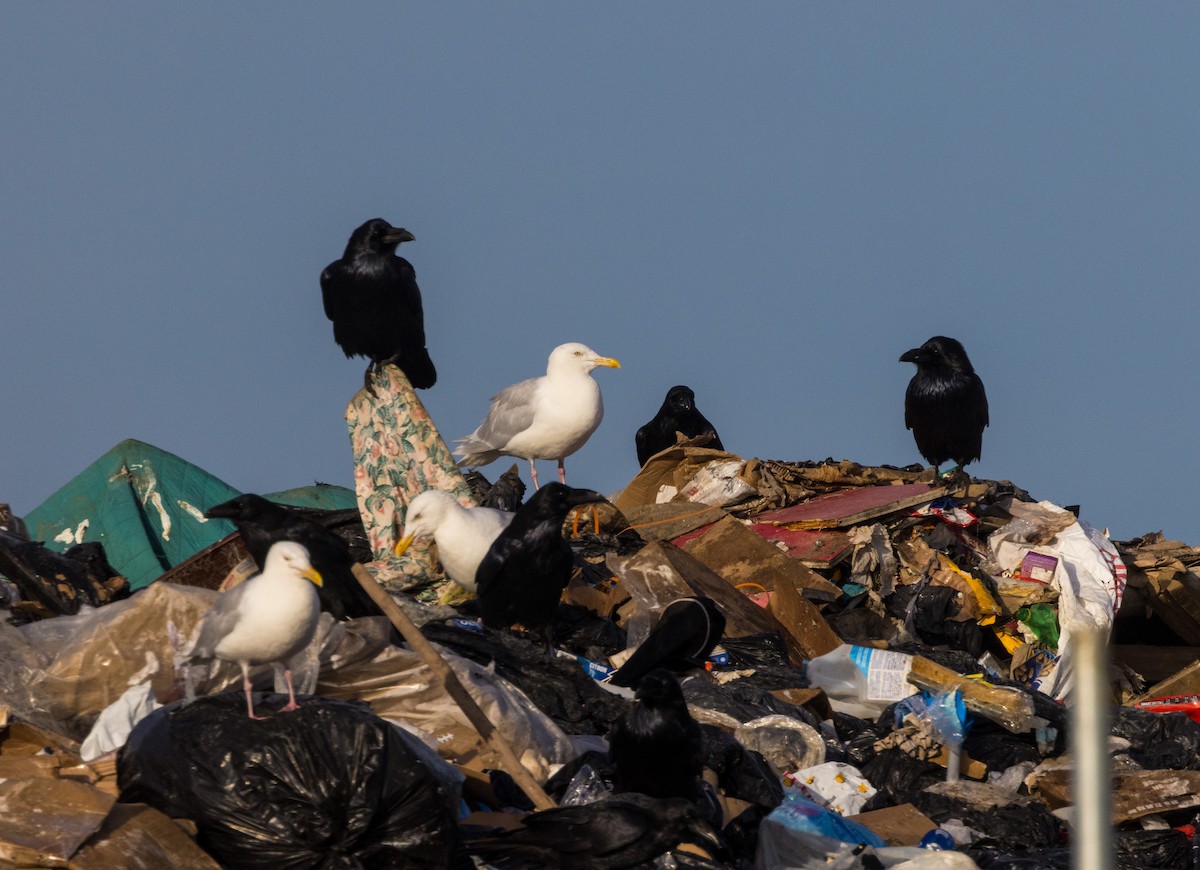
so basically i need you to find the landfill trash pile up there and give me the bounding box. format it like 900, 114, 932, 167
3, 374, 1200, 869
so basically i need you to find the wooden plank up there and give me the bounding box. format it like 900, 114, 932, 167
755, 483, 949, 530
1135, 658, 1200, 703
678, 516, 841, 603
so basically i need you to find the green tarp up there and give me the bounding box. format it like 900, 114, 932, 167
23, 439, 356, 590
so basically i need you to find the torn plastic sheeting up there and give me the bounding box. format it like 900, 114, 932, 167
17, 583, 243, 737
989, 501, 1127, 700
317, 641, 580, 782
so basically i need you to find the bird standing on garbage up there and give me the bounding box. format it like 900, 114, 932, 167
900, 336, 989, 477
463, 792, 724, 870
321, 217, 437, 390
204, 493, 382, 623
188, 541, 323, 720
635, 385, 725, 466
454, 342, 620, 490
474, 483, 606, 645
607, 669, 706, 802
393, 490, 514, 593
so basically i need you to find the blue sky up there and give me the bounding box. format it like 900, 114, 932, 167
3, 5, 1197, 544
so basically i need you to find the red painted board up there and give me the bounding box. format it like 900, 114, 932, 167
755, 483, 948, 529
750, 525, 853, 568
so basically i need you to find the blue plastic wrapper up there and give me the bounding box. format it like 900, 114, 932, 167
765, 794, 886, 847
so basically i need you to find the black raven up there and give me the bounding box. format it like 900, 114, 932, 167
900, 336, 989, 476
474, 483, 605, 644
463, 792, 722, 870
635, 385, 724, 466
609, 597, 725, 689
320, 217, 437, 389
204, 493, 383, 623
608, 669, 706, 802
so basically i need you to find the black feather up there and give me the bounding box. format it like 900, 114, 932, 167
900, 336, 989, 472
204, 493, 384, 623
474, 483, 604, 642
464, 792, 721, 870
320, 218, 437, 389
635, 385, 724, 466
608, 669, 706, 802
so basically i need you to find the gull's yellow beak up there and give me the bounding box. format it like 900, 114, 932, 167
595, 356, 621, 369
302, 566, 323, 587
394, 533, 415, 558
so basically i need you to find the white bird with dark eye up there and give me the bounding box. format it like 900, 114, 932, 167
187, 540, 324, 719
393, 490, 513, 593
454, 342, 620, 489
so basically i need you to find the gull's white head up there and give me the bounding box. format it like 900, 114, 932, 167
394, 489, 457, 556
263, 541, 323, 586
546, 342, 621, 376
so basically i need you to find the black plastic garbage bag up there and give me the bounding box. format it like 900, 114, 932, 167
700, 724, 784, 810
858, 748, 945, 809
972, 830, 1190, 870
1110, 705, 1200, 771
1114, 828, 1190, 869
118, 694, 466, 869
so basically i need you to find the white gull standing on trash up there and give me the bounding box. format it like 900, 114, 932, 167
454, 342, 620, 489
187, 541, 323, 720
394, 490, 514, 593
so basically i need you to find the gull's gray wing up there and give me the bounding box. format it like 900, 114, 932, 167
189, 581, 252, 659
470, 377, 542, 449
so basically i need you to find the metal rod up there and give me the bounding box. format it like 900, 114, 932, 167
1071, 624, 1113, 870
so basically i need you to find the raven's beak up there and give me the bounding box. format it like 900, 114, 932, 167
593, 356, 621, 369
385, 228, 416, 244
204, 504, 234, 520
899, 348, 923, 364
302, 566, 323, 587
393, 532, 415, 557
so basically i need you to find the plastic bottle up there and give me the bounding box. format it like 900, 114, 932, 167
802, 644, 918, 719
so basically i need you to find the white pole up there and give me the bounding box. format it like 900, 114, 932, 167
1071, 624, 1113, 870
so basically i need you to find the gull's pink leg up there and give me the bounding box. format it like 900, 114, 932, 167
558, 459, 566, 484
279, 666, 302, 713
529, 459, 540, 490
242, 664, 267, 720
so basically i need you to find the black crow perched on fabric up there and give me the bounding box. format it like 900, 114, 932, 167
608, 669, 706, 802
474, 483, 606, 645
321, 217, 437, 390
204, 493, 383, 623
609, 597, 725, 689
635, 385, 724, 466
900, 336, 989, 477
463, 792, 723, 870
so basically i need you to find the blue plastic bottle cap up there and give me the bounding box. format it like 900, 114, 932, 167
919, 828, 956, 851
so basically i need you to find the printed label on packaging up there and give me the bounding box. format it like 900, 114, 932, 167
848, 646, 918, 702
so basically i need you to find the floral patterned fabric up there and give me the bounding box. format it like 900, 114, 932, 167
346, 364, 475, 592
